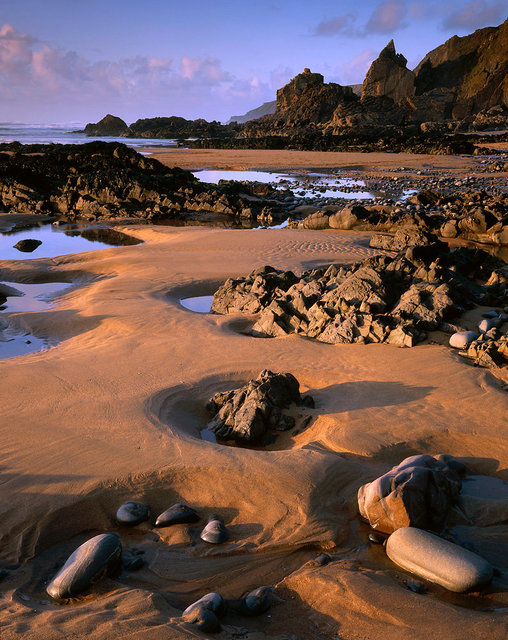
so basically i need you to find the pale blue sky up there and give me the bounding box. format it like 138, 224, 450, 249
0, 0, 506, 123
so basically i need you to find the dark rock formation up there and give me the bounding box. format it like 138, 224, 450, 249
358, 454, 466, 534
369, 229, 443, 252
13, 238, 42, 252
0, 142, 284, 223
211, 247, 507, 351
412, 19, 508, 119
125, 116, 237, 139
362, 40, 415, 105
83, 114, 128, 136
205, 369, 307, 442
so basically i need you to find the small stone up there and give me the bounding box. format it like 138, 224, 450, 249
449, 331, 477, 349
200, 515, 229, 544
368, 532, 385, 544
13, 239, 42, 253
155, 503, 200, 527
315, 553, 332, 565
116, 501, 150, 526
481, 310, 499, 319
182, 592, 226, 632
407, 580, 426, 594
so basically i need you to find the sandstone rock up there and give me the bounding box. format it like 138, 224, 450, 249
46, 533, 122, 600
362, 40, 415, 105
386, 527, 493, 592
358, 454, 463, 534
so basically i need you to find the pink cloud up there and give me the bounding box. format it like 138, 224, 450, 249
331, 49, 377, 85
442, 1, 507, 30
365, 0, 407, 33
313, 14, 357, 37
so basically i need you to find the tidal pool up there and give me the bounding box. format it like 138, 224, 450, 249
179, 296, 214, 313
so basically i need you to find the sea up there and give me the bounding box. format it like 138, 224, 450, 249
0, 123, 179, 148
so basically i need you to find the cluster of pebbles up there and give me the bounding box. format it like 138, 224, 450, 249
449, 307, 508, 367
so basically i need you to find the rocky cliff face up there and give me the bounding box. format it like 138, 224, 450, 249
271, 68, 357, 128
362, 40, 415, 105
412, 19, 508, 119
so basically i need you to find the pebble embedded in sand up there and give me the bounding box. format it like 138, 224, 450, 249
155, 503, 200, 527
46, 533, 122, 600
182, 592, 226, 632
449, 331, 477, 349
116, 501, 150, 526
240, 586, 272, 615
200, 514, 229, 544
386, 527, 493, 592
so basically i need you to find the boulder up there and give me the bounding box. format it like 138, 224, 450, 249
83, 114, 128, 137
200, 515, 229, 544
386, 527, 493, 592
357, 454, 464, 534
46, 533, 122, 600
155, 503, 200, 527
206, 369, 304, 443
182, 592, 226, 632
116, 501, 150, 526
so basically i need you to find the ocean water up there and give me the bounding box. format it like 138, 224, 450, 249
0, 123, 178, 148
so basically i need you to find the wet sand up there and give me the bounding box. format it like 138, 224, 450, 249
144, 148, 496, 177
0, 223, 507, 639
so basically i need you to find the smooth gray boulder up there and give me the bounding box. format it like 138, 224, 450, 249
228, 586, 272, 616
155, 503, 200, 527
116, 501, 150, 526
182, 592, 226, 632
46, 533, 122, 599
200, 514, 229, 544
386, 527, 493, 592
449, 331, 477, 349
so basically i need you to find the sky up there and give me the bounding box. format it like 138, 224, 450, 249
0, 0, 506, 125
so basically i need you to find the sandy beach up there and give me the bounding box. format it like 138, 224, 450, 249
1, 219, 507, 639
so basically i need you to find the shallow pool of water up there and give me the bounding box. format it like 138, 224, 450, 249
0, 281, 72, 313
179, 295, 214, 313
193, 170, 376, 200
0, 224, 141, 261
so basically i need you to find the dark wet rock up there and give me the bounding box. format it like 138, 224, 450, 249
228, 587, 272, 616
0, 142, 285, 223
13, 238, 42, 252
368, 532, 386, 545
406, 580, 426, 594
116, 501, 150, 526
314, 553, 332, 565
386, 527, 493, 592
358, 454, 465, 534
155, 503, 200, 527
46, 533, 122, 600
82, 114, 128, 136
206, 369, 305, 443
182, 592, 226, 633
200, 515, 229, 544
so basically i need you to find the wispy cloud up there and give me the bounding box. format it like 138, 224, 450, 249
313, 14, 357, 37
365, 0, 407, 33
442, 0, 507, 30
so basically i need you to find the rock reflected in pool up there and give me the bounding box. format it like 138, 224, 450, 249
180, 296, 214, 313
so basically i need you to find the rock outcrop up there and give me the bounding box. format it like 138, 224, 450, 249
83, 114, 128, 136
0, 141, 285, 223
228, 100, 277, 124
362, 40, 415, 106
125, 116, 237, 139
412, 19, 508, 119
206, 369, 310, 443
358, 454, 466, 533
211, 246, 507, 353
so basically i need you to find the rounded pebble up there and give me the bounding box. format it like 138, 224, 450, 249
155, 503, 200, 527
182, 591, 226, 631
386, 527, 493, 593
368, 532, 386, 544
449, 331, 477, 349
200, 515, 229, 544
243, 587, 272, 615
116, 501, 150, 526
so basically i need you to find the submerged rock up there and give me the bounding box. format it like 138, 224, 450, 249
200, 515, 229, 544
206, 369, 305, 443
155, 503, 200, 527
358, 454, 465, 534
386, 527, 493, 592
46, 533, 122, 600
116, 501, 150, 526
